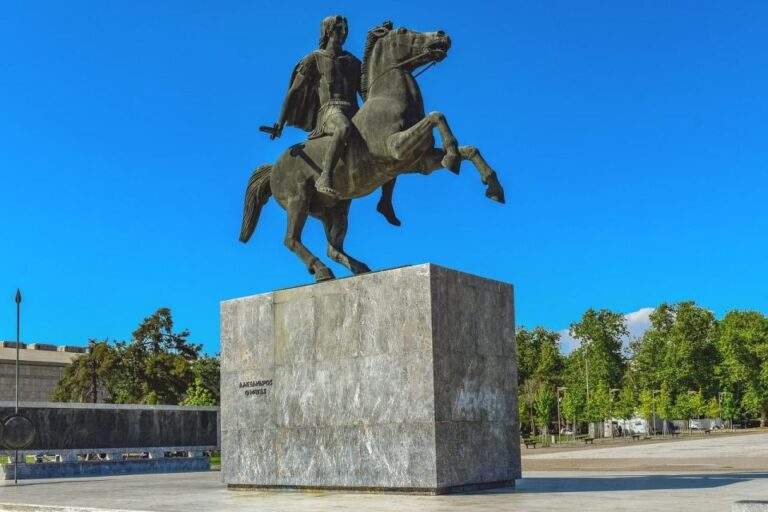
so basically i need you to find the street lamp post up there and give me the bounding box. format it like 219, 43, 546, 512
581, 341, 592, 439
652, 389, 661, 437
14, 289, 21, 485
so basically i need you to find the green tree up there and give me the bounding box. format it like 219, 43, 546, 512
638, 389, 655, 425
721, 392, 740, 429
715, 310, 768, 426
516, 326, 564, 436
181, 377, 216, 406
534, 386, 557, 443
130, 307, 201, 358
656, 383, 674, 435
561, 386, 585, 436
742, 388, 764, 422
628, 308, 668, 392
674, 392, 693, 430
614, 385, 636, 422
516, 327, 564, 386
520, 379, 540, 436
190, 355, 221, 404
589, 382, 612, 423
689, 390, 706, 420
705, 396, 721, 420
116, 307, 201, 404
662, 302, 719, 397
569, 309, 628, 392
51, 339, 119, 403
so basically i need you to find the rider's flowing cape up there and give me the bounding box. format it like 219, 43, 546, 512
280, 50, 361, 133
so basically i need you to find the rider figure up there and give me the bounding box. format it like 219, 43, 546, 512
270, 16, 400, 225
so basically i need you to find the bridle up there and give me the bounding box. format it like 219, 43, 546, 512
365, 43, 444, 93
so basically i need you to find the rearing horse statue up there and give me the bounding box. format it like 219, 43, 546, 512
239, 23, 505, 281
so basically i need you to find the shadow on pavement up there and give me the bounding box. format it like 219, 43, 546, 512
504, 473, 768, 494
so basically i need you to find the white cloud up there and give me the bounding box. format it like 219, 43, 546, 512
625, 307, 654, 340
558, 328, 580, 354
558, 307, 654, 354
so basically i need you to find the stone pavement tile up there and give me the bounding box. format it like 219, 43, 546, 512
1, 470, 768, 512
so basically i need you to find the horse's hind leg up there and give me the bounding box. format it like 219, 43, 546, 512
321, 201, 371, 275
283, 194, 335, 281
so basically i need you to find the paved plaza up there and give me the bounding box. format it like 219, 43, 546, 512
523, 431, 768, 472
0, 433, 766, 511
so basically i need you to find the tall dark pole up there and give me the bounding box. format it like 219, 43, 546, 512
14, 289, 21, 485
15, 289, 21, 413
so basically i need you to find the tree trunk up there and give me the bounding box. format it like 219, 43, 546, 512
761, 409, 767, 428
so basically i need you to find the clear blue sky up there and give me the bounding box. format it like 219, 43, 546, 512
2, 1, 766, 354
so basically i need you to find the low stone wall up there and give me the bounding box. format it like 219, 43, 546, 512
0, 402, 219, 478
0, 457, 210, 480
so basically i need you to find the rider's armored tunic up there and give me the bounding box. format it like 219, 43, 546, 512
280, 49, 362, 137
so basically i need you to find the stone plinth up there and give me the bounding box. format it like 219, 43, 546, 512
220, 264, 520, 494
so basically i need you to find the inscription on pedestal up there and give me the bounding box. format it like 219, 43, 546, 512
239, 380, 272, 397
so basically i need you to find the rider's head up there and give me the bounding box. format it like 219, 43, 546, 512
319, 15, 348, 49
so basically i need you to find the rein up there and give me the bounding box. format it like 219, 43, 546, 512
365, 48, 440, 93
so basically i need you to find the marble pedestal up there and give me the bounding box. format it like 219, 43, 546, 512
220, 264, 520, 494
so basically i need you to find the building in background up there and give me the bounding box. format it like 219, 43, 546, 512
0, 341, 85, 402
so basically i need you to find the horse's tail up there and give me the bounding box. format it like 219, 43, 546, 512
239, 164, 273, 243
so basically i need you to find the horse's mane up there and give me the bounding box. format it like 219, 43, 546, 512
360, 22, 392, 101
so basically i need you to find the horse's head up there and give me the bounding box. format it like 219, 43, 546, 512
361, 22, 451, 98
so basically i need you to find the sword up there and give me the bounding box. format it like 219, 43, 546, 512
259, 123, 281, 140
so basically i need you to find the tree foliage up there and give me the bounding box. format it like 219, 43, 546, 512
716, 310, 768, 425
534, 386, 557, 438
569, 309, 628, 390
51, 339, 119, 403
52, 308, 219, 406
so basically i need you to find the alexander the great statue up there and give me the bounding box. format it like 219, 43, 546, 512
266, 15, 400, 225
242, 19, 505, 281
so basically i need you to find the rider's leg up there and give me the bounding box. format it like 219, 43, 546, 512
376, 179, 401, 226
316, 114, 352, 196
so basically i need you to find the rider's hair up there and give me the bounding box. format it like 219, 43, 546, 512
319, 15, 347, 49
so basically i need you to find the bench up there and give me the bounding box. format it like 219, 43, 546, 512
704, 429, 711, 435
631, 433, 641, 441
670, 431, 680, 438
583, 437, 594, 445
523, 439, 537, 449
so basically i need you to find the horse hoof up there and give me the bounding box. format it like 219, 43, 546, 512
441, 153, 461, 174
353, 264, 371, 275
314, 268, 336, 282
486, 185, 506, 204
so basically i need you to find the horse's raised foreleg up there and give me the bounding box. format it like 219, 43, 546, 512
386, 111, 460, 172
321, 201, 371, 275
414, 147, 505, 204
459, 145, 505, 204
283, 194, 335, 281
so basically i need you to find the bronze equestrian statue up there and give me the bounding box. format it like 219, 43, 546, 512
266, 16, 401, 225
241, 20, 505, 282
